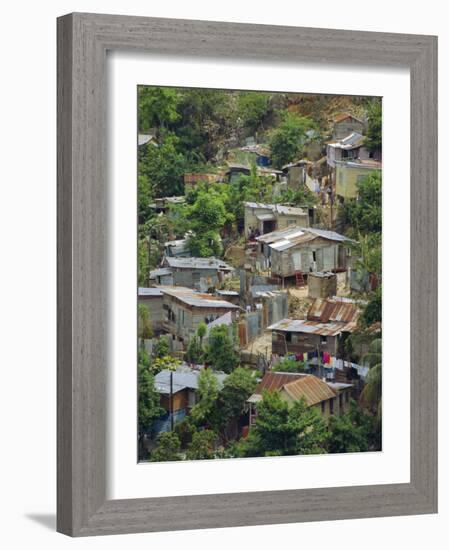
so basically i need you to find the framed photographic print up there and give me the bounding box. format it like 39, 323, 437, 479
57, 13, 437, 536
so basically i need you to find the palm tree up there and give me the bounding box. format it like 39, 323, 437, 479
359, 338, 382, 420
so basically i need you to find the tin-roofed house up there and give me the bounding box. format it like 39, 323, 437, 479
159, 286, 240, 345
244, 202, 310, 239
332, 113, 365, 139
268, 297, 360, 357
326, 132, 369, 168
138, 287, 165, 334
162, 256, 234, 292
247, 371, 352, 425
256, 226, 353, 282
153, 365, 227, 433
334, 160, 381, 201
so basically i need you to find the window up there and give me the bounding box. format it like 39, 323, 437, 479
321, 401, 326, 414
320, 336, 327, 345
285, 332, 292, 342
329, 398, 334, 415
339, 393, 343, 410
312, 250, 317, 262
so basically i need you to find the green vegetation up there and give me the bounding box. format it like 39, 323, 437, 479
204, 325, 239, 373
235, 392, 328, 457
269, 112, 315, 168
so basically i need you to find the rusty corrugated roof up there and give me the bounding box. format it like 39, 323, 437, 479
307, 298, 359, 324
283, 376, 336, 406
255, 371, 305, 394
251, 372, 336, 407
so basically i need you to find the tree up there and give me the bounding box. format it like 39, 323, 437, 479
138, 360, 164, 433
186, 429, 217, 460
150, 432, 182, 462
269, 112, 315, 168
237, 391, 328, 457
237, 92, 270, 134
153, 336, 169, 358
219, 367, 257, 421
174, 417, 197, 449
185, 335, 203, 364
197, 321, 207, 348
190, 368, 219, 424
360, 339, 382, 415
204, 324, 239, 374
138, 86, 181, 133
138, 304, 153, 345
341, 171, 382, 234
328, 401, 372, 453
361, 286, 382, 326
365, 98, 382, 152
139, 134, 187, 197
184, 185, 232, 257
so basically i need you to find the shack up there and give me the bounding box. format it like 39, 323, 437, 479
159, 286, 240, 344
335, 160, 381, 201
138, 287, 164, 333
153, 365, 227, 433
244, 202, 310, 239
247, 371, 352, 425
308, 271, 337, 299
326, 132, 369, 167
256, 226, 353, 281
268, 298, 359, 357
332, 113, 365, 139
162, 256, 234, 291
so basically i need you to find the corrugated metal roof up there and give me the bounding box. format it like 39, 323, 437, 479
165, 257, 234, 271
158, 286, 240, 309
333, 113, 364, 124
255, 371, 305, 393
149, 267, 173, 278
138, 287, 163, 297
327, 132, 365, 150
249, 372, 337, 407
260, 226, 352, 250
155, 365, 227, 394
267, 318, 356, 336
244, 202, 307, 218
283, 376, 336, 406
307, 298, 359, 323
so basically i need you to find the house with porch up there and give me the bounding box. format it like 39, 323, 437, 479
268, 297, 360, 357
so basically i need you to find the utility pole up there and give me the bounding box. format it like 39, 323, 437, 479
169, 370, 174, 432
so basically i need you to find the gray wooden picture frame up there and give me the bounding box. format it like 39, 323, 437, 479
57, 12, 438, 537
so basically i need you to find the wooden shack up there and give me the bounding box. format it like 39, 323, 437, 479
256, 226, 353, 281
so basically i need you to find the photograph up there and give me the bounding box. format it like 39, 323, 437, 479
137, 86, 382, 462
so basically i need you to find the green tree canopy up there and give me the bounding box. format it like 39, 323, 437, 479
186, 429, 217, 460
138, 86, 181, 133
190, 368, 220, 424
204, 324, 239, 374
237, 391, 328, 457
342, 171, 382, 234
138, 357, 164, 433
150, 432, 182, 462
328, 401, 373, 453
269, 112, 315, 168
364, 98, 382, 152
237, 92, 270, 134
